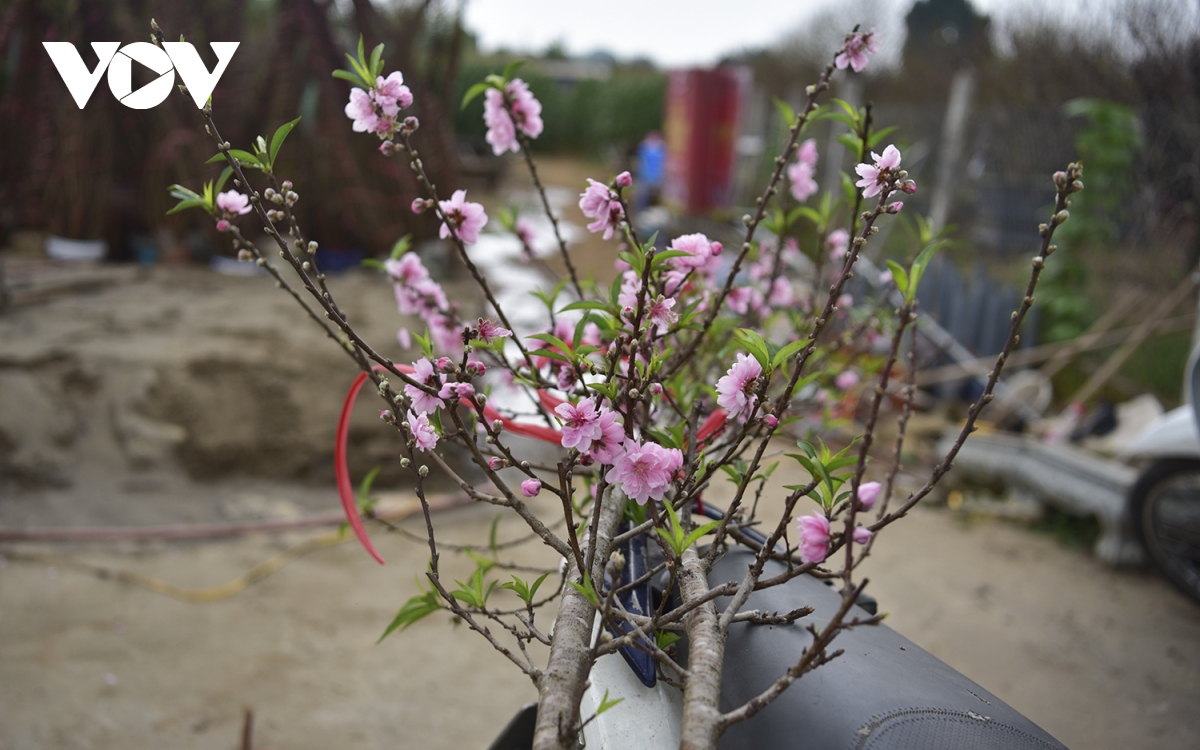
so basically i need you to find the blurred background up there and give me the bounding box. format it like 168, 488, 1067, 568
3, 1, 1200, 749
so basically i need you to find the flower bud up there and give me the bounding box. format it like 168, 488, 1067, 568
400, 457, 411, 468
650, 383, 663, 396
711, 241, 723, 256
236, 248, 253, 261
492, 419, 503, 432
285, 191, 299, 206
411, 198, 430, 214
763, 414, 778, 428
403, 116, 419, 132
1053, 171, 1068, 189
418, 465, 429, 477
1053, 210, 1070, 225
609, 550, 626, 571
216, 219, 231, 232
521, 478, 541, 497
900, 180, 917, 194
380, 410, 394, 424
615, 171, 632, 188
488, 457, 506, 470
435, 357, 452, 371
307, 241, 318, 254
379, 140, 399, 156
1071, 180, 1084, 192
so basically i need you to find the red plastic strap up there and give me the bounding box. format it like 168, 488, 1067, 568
337, 370, 386, 564
336, 364, 566, 563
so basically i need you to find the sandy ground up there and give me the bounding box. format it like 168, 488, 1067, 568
2, 157, 1200, 749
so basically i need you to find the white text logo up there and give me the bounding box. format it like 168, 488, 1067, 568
43, 41, 239, 109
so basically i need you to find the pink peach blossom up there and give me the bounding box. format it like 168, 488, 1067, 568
407, 410, 438, 452
716, 353, 763, 420
835, 370, 860, 391
344, 88, 379, 133
216, 190, 252, 216
405, 358, 441, 414
855, 144, 902, 199
827, 229, 850, 261
521, 478, 542, 497
556, 397, 602, 451
857, 481, 882, 510
796, 512, 831, 563
853, 526, 873, 545
835, 31, 879, 73
608, 440, 682, 505
584, 409, 626, 465
438, 189, 488, 245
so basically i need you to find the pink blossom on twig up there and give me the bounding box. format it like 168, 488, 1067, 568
216, 190, 251, 216
796, 512, 831, 563
438, 189, 488, 245
716, 353, 763, 420
835, 31, 878, 73
407, 410, 439, 452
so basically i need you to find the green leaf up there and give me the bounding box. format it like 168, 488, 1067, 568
461, 81, 491, 110
885, 260, 909, 298
649, 249, 691, 266
332, 68, 368, 87
655, 630, 681, 649
268, 116, 302, 166
206, 149, 261, 168
836, 133, 862, 153
595, 688, 624, 716
214, 166, 233, 196
378, 590, 441, 642
165, 198, 210, 216
681, 520, 723, 552
357, 465, 382, 503
369, 42, 385, 79
501, 59, 525, 81
772, 95, 795, 128
771, 338, 808, 369
733, 329, 772, 373
390, 234, 413, 259
867, 125, 898, 148
528, 571, 552, 601
907, 240, 946, 302
569, 572, 600, 607
559, 300, 612, 313
527, 332, 572, 353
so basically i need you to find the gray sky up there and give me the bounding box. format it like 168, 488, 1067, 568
461, 0, 1200, 68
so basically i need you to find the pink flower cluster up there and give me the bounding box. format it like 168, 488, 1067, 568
787, 139, 819, 202
345, 72, 413, 137
716, 353, 762, 421
383, 252, 463, 355
579, 179, 623, 239
554, 397, 626, 465
484, 79, 544, 155
835, 31, 878, 73
439, 189, 488, 245
607, 439, 683, 506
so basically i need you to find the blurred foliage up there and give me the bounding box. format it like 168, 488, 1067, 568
453, 59, 665, 156
1029, 507, 1102, 551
